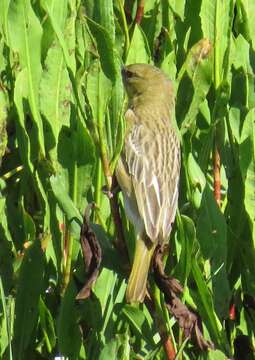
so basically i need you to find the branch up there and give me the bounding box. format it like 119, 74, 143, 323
213, 138, 221, 207
145, 295, 176, 360
135, 0, 145, 25
108, 175, 127, 256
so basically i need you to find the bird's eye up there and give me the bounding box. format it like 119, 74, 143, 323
125, 70, 134, 78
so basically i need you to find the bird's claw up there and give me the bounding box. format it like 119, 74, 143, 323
102, 185, 120, 199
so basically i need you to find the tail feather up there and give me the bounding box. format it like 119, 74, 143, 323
126, 237, 156, 303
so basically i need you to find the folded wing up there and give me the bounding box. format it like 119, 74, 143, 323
124, 119, 180, 243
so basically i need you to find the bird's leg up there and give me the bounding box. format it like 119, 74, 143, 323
101, 174, 121, 199
101, 185, 120, 199
101, 174, 128, 259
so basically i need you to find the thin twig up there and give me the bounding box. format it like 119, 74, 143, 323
135, 0, 145, 24
145, 294, 176, 360
62, 161, 78, 294
213, 137, 221, 207
161, 333, 176, 360
109, 178, 127, 256
62, 224, 73, 295
98, 140, 126, 254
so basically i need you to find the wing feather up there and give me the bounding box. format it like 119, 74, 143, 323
124, 113, 180, 243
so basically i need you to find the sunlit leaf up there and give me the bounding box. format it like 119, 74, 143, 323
0, 90, 7, 165
8, 0, 45, 155
239, 109, 255, 244
197, 186, 231, 318
126, 25, 151, 65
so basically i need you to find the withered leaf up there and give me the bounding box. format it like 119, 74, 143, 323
153, 245, 214, 351
76, 204, 102, 300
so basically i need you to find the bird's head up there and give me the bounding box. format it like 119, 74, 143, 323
121, 63, 172, 101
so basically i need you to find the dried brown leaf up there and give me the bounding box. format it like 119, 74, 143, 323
153, 245, 214, 351
76, 204, 102, 300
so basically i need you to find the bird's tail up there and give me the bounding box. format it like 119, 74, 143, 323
126, 236, 156, 303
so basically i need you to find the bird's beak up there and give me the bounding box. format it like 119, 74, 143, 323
121, 66, 127, 87
121, 66, 127, 79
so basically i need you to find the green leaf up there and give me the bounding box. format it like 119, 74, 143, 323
86, 16, 117, 81
0, 90, 8, 165
0, 276, 13, 358
1, 1, 255, 358
235, 0, 255, 51
121, 305, 154, 346
200, 0, 233, 86
8, 0, 45, 155
142, 1, 162, 54
22, 205, 36, 243
175, 215, 195, 286
187, 153, 206, 208
92, 0, 115, 44
44, 0, 68, 31
38, 297, 56, 353
41, 0, 75, 74
191, 259, 222, 346
207, 349, 226, 360
0, 0, 10, 44
109, 56, 124, 156
239, 109, 255, 244
232, 34, 250, 72
13, 241, 45, 359
228, 107, 243, 143
86, 60, 112, 126
200, 0, 217, 45
169, 0, 186, 21
160, 51, 177, 83
231, 35, 255, 109
0, 198, 13, 293
126, 25, 151, 65
85, 60, 112, 172
99, 338, 119, 360
40, 42, 71, 154
93, 268, 118, 334
56, 119, 96, 212
13, 70, 33, 173
72, 120, 96, 211
197, 186, 230, 318
178, 39, 212, 133
50, 173, 82, 237
57, 280, 82, 357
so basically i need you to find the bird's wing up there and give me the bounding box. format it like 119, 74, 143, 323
124, 115, 180, 243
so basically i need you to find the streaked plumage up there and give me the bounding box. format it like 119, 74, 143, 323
116, 64, 180, 303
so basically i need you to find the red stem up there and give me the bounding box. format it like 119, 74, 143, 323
162, 335, 176, 360
213, 142, 221, 207
135, 0, 145, 24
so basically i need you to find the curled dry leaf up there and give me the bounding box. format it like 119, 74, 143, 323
153, 245, 214, 351
76, 204, 102, 300
190, 38, 212, 67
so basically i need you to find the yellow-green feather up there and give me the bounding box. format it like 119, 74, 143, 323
126, 236, 156, 303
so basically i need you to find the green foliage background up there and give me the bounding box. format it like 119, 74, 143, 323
0, 0, 255, 359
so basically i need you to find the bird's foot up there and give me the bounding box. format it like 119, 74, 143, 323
101, 185, 120, 199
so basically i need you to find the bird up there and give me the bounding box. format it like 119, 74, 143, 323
116, 63, 180, 303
